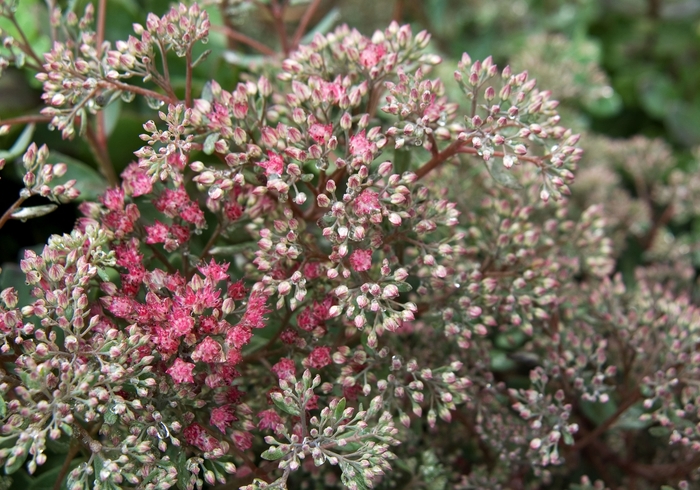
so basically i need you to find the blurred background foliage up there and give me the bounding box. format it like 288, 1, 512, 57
2, 0, 700, 286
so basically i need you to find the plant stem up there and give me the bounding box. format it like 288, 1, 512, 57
414, 140, 466, 180
52, 441, 82, 490
212, 25, 277, 57
573, 389, 641, 450
93, 1, 117, 188
0, 114, 52, 127
85, 124, 118, 187
291, 0, 322, 49
100, 79, 175, 104
199, 222, 222, 262
392, 0, 404, 22
8, 14, 44, 69
185, 46, 193, 108
269, 0, 290, 56
96, 0, 107, 56
0, 195, 28, 231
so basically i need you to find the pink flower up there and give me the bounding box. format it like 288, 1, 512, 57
107, 296, 133, 318
320, 79, 345, 102
349, 249, 373, 272
197, 259, 230, 282
306, 346, 331, 369
257, 409, 282, 431
271, 358, 296, 380
180, 202, 205, 228
101, 187, 125, 211
168, 308, 195, 337
258, 151, 285, 176
121, 162, 153, 197
154, 187, 189, 216
280, 329, 298, 344
353, 189, 381, 215
228, 280, 248, 300
349, 130, 372, 156
191, 337, 225, 363
359, 43, 386, 68
309, 123, 333, 143
302, 262, 322, 279
210, 405, 237, 433
232, 430, 253, 451
184, 423, 220, 452
239, 290, 269, 330
226, 324, 251, 350
297, 308, 319, 332
166, 358, 196, 384
224, 201, 243, 221
145, 220, 169, 244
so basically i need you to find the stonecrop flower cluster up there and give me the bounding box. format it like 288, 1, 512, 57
0, 0, 700, 489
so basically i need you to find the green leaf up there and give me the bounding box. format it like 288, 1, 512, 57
103, 99, 122, 137
11, 205, 58, 221
0, 393, 6, 419
584, 90, 622, 117
333, 398, 347, 421
261, 447, 287, 461
28, 457, 84, 490
395, 282, 412, 293
579, 399, 618, 427
103, 404, 118, 425
271, 394, 300, 416
191, 50, 212, 69
0, 124, 34, 161
648, 426, 671, 438
394, 148, 411, 175
203, 133, 218, 155
4, 442, 30, 474
46, 152, 108, 202
208, 242, 256, 256
486, 160, 522, 190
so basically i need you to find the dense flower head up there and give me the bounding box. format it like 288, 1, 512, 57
3, 3, 698, 489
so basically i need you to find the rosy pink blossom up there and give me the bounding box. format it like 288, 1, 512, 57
210, 405, 237, 433
145, 221, 169, 244
166, 358, 196, 384
354, 189, 381, 215
359, 43, 386, 68
349, 130, 372, 156
271, 358, 296, 380
258, 151, 285, 176
309, 123, 333, 143
349, 249, 373, 272
306, 346, 332, 369
184, 423, 220, 452
257, 409, 282, 431
191, 337, 225, 363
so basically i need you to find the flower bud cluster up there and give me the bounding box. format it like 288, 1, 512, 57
15, 143, 80, 206
256, 370, 399, 490
38, 3, 209, 140
382, 68, 460, 149
453, 54, 582, 202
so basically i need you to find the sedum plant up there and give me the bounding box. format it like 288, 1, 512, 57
0, 0, 698, 489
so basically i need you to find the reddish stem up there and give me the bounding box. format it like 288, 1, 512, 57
211, 25, 277, 57
185, 46, 193, 108
291, 0, 322, 49
0, 114, 52, 127
100, 79, 175, 104
0, 195, 28, 231
414, 140, 467, 180
269, 0, 290, 56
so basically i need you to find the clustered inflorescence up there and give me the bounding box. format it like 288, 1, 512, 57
0, 0, 699, 489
